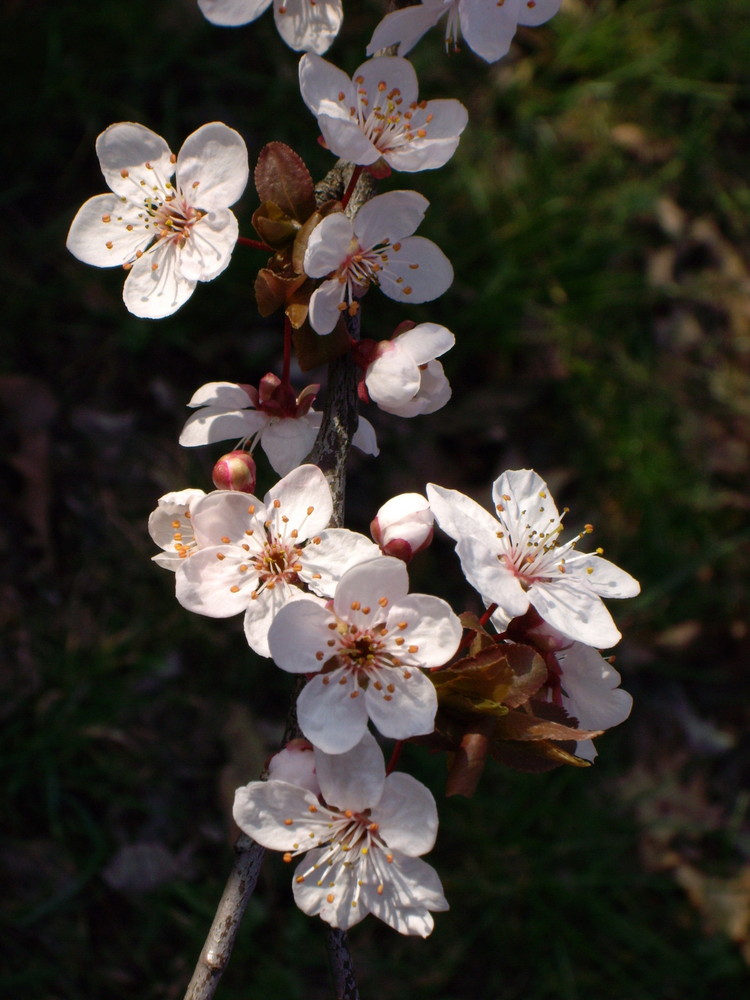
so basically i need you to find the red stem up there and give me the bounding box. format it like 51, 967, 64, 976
282, 316, 292, 386
340, 165, 364, 211
386, 740, 403, 775
238, 236, 274, 252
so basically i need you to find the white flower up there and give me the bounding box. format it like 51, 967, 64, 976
67, 122, 248, 319
299, 53, 468, 172
233, 731, 449, 934
148, 489, 206, 570
367, 0, 561, 64
304, 192, 453, 335
365, 322, 454, 416
371, 493, 434, 562
530, 623, 633, 761
179, 379, 379, 475
174, 464, 380, 656
426, 469, 640, 648
198, 0, 343, 54
268, 556, 462, 753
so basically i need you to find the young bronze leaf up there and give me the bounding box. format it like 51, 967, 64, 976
491, 739, 591, 773
252, 202, 299, 249
502, 644, 548, 708
292, 321, 351, 372
254, 268, 288, 317
445, 719, 495, 798
495, 706, 602, 743
254, 142, 315, 222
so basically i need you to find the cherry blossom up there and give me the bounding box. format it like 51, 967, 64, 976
268, 556, 462, 753
67, 122, 248, 319
179, 378, 379, 475
299, 53, 468, 172
198, 0, 343, 54
371, 493, 434, 562
426, 469, 640, 648
304, 192, 453, 335
364, 322, 454, 416
174, 465, 380, 656
233, 731, 448, 934
367, 0, 561, 64
148, 489, 206, 570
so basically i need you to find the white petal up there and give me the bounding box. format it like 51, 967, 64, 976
370, 772, 438, 856
365, 665, 437, 741
244, 586, 316, 657
273, 0, 343, 54
233, 779, 317, 849
296, 668, 370, 754
492, 468, 562, 538
300, 529, 382, 597
387, 594, 462, 666
314, 731, 385, 812
292, 847, 368, 930
96, 122, 173, 199
566, 551, 641, 599
354, 55, 419, 110
354, 190, 429, 247
122, 244, 196, 319
332, 557, 409, 626
454, 534, 530, 618
316, 116, 381, 166
460, 0, 520, 63
176, 123, 249, 209
352, 416, 380, 456
364, 851, 448, 935
198, 0, 271, 27
366, 1, 447, 56
558, 643, 633, 731
308, 279, 347, 335
518, 0, 561, 28
366, 345, 420, 410
66, 194, 148, 267
268, 599, 337, 673
528, 577, 622, 648
190, 489, 264, 547
263, 464, 333, 539
178, 208, 239, 281
298, 52, 355, 117
382, 359, 451, 418
426, 482, 501, 541
179, 408, 265, 447
304, 213, 353, 278
187, 381, 255, 409
175, 546, 256, 618
260, 413, 321, 476
395, 322, 455, 365
378, 236, 453, 304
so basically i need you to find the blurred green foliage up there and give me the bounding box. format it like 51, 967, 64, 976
2, 1, 750, 997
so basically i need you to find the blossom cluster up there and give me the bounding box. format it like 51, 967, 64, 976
67, 0, 639, 947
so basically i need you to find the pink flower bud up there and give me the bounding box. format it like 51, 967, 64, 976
212, 450, 257, 493
370, 493, 434, 562
267, 739, 320, 795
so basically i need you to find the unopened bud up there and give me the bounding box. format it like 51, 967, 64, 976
212, 451, 257, 493
371, 493, 434, 562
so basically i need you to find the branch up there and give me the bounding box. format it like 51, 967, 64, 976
182, 835, 266, 1000
326, 928, 361, 1000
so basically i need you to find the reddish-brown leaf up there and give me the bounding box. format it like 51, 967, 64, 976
254, 142, 315, 221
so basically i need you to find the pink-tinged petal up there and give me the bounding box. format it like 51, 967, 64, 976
190, 490, 264, 547
244, 586, 319, 657
492, 468, 562, 537
267, 742, 320, 795
122, 244, 196, 319
558, 643, 633, 731
298, 52, 355, 117
366, 1, 447, 56
518, 0, 561, 28
365, 665, 437, 741
178, 208, 239, 282
354, 55, 419, 109
233, 779, 317, 849
66, 194, 148, 267
378, 236, 453, 304
179, 408, 265, 447
332, 557, 409, 626
296, 668, 370, 754
528, 577, 622, 648
388, 594, 462, 666
317, 115, 381, 165
455, 534, 530, 617
308, 279, 348, 335
96, 122, 173, 199
426, 483, 501, 541
353, 190, 429, 247
274, 0, 343, 54
565, 551, 641, 599
260, 413, 321, 476
396, 322, 455, 365
176, 123, 249, 209
370, 772, 438, 856
304, 213, 353, 278
263, 464, 333, 539
366, 346, 420, 410
315, 731, 385, 812
187, 381, 255, 409
300, 529, 382, 597
175, 545, 257, 617
384, 360, 451, 418
352, 416, 379, 456
198, 0, 272, 27
268, 599, 337, 673
460, 0, 519, 62
292, 847, 368, 929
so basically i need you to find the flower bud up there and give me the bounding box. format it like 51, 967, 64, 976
370, 493, 434, 562
212, 450, 257, 493
267, 739, 320, 795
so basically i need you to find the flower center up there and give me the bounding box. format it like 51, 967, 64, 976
351, 76, 434, 155
150, 196, 204, 247
254, 536, 303, 586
